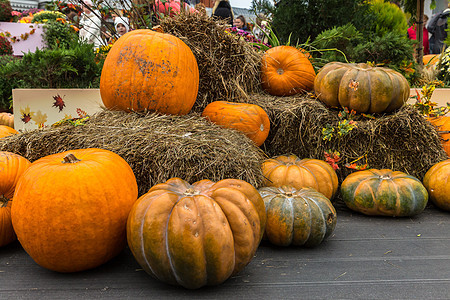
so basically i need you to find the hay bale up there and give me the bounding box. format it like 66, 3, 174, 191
248, 93, 448, 183
160, 13, 262, 112
0, 110, 266, 196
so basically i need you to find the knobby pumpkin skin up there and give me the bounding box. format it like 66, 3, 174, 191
261, 45, 316, 96
314, 62, 410, 114
100, 29, 199, 115
259, 186, 337, 247
0, 113, 14, 128
427, 116, 450, 157
202, 101, 270, 146
11, 148, 138, 272
261, 154, 339, 200
127, 177, 266, 289
341, 169, 428, 217
0, 125, 18, 139
0, 152, 31, 247
423, 159, 450, 211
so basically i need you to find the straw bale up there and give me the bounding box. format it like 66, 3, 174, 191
0, 110, 266, 196
247, 93, 448, 184
160, 13, 263, 112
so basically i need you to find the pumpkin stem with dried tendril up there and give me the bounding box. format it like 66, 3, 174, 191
63, 154, 81, 164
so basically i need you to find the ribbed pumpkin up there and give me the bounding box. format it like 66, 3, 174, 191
100, 29, 199, 115
341, 169, 428, 217
314, 62, 410, 114
259, 186, 337, 247
202, 101, 270, 146
127, 178, 266, 289
261, 154, 338, 200
11, 148, 138, 272
0, 125, 18, 139
0, 113, 14, 128
0, 152, 31, 247
423, 159, 450, 211
261, 45, 316, 96
427, 116, 450, 156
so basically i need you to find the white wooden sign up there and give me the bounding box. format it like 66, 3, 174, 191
13, 89, 103, 131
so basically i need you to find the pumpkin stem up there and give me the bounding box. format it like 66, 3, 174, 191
184, 188, 200, 196
380, 175, 391, 180
0, 195, 9, 207
276, 68, 284, 75
63, 153, 81, 164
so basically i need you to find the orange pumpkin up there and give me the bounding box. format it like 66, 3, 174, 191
427, 116, 450, 156
0, 113, 14, 128
11, 148, 138, 272
261, 45, 316, 96
423, 159, 450, 211
423, 54, 439, 66
100, 29, 199, 115
127, 178, 266, 289
0, 125, 18, 138
202, 101, 270, 146
0, 152, 31, 247
261, 154, 339, 200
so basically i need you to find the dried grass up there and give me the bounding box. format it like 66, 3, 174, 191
0, 110, 266, 196
247, 93, 448, 184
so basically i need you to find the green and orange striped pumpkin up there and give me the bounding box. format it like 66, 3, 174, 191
341, 169, 428, 217
259, 186, 337, 247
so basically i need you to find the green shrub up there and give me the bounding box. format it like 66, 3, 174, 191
1, 42, 103, 106
43, 20, 78, 49
0, 55, 22, 110
365, 0, 408, 37
310, 23, 363, 63
353, 31, 415, 66
271, 0, 372, 45
0, 0, 12, 22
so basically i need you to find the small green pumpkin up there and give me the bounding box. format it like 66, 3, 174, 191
341, 169, 428, 217
259, 186, 337, 247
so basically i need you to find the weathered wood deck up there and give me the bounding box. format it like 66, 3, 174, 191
1, 204, 449, 299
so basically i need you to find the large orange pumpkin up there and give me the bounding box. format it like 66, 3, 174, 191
11, 148, 138, 272
314, 62, 410, 114
202, 101, 270, 146
0, 125, 18, 138
0, 113, 14, 128
0, 152, 31, 247
427, 116, 450, 156
261, 45, 316, 96
261, 154, 339, 200
127, 178, 266, 289
100, 29, 199, 115
423, 159, 450, 211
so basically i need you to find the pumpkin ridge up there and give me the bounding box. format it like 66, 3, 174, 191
305, 194, 327, 245
140, 193, 162, 279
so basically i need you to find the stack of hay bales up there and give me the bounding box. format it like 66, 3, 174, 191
0, 12, 447, 200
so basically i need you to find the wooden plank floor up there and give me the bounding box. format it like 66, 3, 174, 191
1, 204, 449, 299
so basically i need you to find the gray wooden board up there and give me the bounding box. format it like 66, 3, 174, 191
1, 205, 449, 299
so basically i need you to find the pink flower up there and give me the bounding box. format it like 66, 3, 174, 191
11, 11, 22, 16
